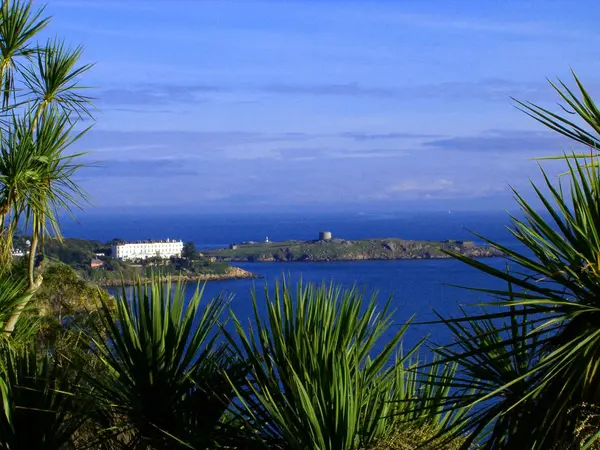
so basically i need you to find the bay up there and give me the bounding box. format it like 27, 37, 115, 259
83, 210, 519, 351
196, 258, 508, 351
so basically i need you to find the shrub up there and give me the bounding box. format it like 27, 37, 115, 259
85, 279, 250, 449
227, 280, 460, 450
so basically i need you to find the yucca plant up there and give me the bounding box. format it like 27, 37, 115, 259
86, 277, 251, 449
0, 272, 33, 336
226, 280, 457, 450
0, 342, 87, 449
0, 272, 38, 425
429, 300, 545, 448
428, 109, 600, 447
363, 355, 468, 450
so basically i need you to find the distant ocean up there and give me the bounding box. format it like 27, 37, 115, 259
64, 210, 522, 350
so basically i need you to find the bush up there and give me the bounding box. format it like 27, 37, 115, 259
84, 279, 251, 449
227, 280, 460, 450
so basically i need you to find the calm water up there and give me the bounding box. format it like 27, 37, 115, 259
70, 210, 520, 350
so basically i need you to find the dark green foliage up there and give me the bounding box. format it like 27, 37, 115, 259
86, 279, 251, 449
0, 343, 87, 449
43, 237, 102, 268
226, 281, 462, 450
182, 241, 196, 259
33, 262, 112, 342
435, 158, 600, 449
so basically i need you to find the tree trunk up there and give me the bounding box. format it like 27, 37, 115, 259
2, 275, 42, 334
0, 200, 12, 265
27, 231, 38, 288
2, 230, 41, 335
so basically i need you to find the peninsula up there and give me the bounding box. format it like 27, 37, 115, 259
202, 232, 501, 262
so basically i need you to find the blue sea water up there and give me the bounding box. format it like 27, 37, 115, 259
65, 210, 520, 350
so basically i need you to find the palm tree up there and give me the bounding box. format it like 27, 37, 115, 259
0, 0, 93, 334
430, 73, 600, 449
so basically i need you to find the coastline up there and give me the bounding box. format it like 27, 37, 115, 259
202, 237, 502, 263
95, 266, 259, 287
211, 253, 501, 263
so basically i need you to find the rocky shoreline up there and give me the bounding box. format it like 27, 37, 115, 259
96, 266, 259, 287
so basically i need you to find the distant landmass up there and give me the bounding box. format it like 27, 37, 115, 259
202, 235, 501, 262
33, 232, 501, 287
38, 237, 256, 286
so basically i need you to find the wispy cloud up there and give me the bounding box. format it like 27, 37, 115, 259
389, 178, 455, 193
95, 79, 560, 107
108, 107, 181, 114
423, 129, 578, 154
342, 132, 440, 141
260, 79, 557, 102
52, 1, 160, 13
83, 159, 198, 178
377, 11, 597, 42
384, 177, 507, 201
97, 84, 225, 107
272, 147, 407, 161
262, 83, 396, 97
74, 129, 318, 162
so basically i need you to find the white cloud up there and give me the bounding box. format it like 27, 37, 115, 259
389, 178, 455, 193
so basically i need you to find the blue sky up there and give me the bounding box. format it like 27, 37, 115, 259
44, 0, 599, 213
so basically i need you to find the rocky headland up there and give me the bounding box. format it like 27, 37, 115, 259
202, 238, 502, 263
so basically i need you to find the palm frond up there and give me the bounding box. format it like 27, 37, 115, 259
22, 37, 94, 121
0, 0, 50, 110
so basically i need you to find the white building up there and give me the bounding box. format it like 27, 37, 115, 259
12, 240, 30, 257
112, 239, 184, 261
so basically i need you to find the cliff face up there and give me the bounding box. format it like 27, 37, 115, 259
204, 238, 502, 263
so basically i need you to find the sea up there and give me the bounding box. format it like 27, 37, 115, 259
62, 210, 525, 352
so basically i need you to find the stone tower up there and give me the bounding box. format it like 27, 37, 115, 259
319, 231, 332, 241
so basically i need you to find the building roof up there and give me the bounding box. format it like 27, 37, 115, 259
114, 239, 183, 245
